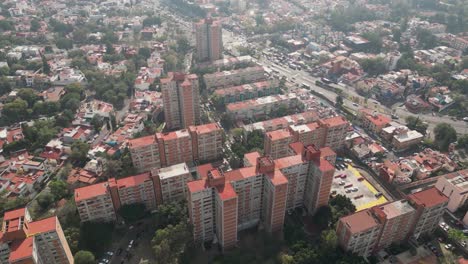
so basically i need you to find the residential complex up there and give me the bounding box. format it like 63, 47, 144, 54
187, 143, 336, 250
195, 18, 223, 62
213, 80, 280, 104
203, 66, 266, 90
243, 111, 319, 133
128, 123, 223, 173
434, 169, 468, 212
337, 188, 448, 257
0, 208, 73, 264
161, 72, 200, 130
264, 116, 350, 155
226, 93, 301, 120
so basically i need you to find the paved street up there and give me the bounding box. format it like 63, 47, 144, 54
255, 55, 468, 136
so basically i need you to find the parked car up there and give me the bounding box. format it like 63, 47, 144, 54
444, 244, 452, 250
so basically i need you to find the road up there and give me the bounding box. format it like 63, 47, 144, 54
256, 56, 468, 136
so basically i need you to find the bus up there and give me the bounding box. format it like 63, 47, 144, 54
301, 83, 310, 89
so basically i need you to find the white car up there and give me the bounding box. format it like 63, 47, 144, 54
444, 244, 452, 250
339, 181, 346, 186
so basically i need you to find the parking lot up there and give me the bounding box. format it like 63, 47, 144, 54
331, 162, 389, 211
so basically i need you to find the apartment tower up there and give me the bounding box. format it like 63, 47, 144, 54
161, 72, 200, 130
195, 17, 223, 62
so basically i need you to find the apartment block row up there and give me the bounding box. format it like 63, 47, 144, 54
213, 80, 280, 104
203, 66, 266, 90
226, 93, 301, 120
74, 163, 192, 223
128, 123, 223, 173
0, 207, 73, 264
187, 143, 336, 249
264, 116, 350, 157
336, 187, 448, 257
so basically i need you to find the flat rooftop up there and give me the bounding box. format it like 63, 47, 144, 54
155, 162, 190, 180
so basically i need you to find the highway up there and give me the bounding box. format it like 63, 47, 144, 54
256, 56, 468, 136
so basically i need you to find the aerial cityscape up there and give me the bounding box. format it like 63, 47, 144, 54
0, 0, 467, 263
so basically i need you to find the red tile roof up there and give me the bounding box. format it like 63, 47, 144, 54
188, 123, 221, 135
4, 208, 26, 221
215, 182, 237, 200
320, 116, 348, 128
266, 129, 292, 141
196, 163, 214, 180
266, 169, 288, 186
187, 179, 209, 194
74, 182, 109, 202
339, 209, 380, 234
128, 135, 156, 148
314, 158, 335, 172
8, 236, 33, 263
114, 172, 151, 188
407, 187, 448, 208
27, 217, 57, 236
243, 151, 261, 167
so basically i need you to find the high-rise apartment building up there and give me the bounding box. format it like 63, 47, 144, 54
264, 129, 293, 159
152, 162, 192, 205
128, 135, 161, 173
195, 18, 222, 62
161, 72, 200, 130
189, 123, 224, 162
434, 169, 468, 212
128, 123, 222, 173
75, 172, 157, 222
337, 187, 448, 257
157, 130, 193, 168
0, 208, 73, 264
407, 187, 448, 239
187, 143, 335, 250
264, 116, 350, 157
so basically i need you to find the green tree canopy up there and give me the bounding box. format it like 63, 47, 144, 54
433, 123, 457, 151
119, 203, 147, 222
74, 250, 95, 264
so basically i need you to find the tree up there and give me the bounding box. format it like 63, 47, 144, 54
154, 201, 187, 228
405, 116, 428, 135
320, 229, 338, 252
49, 180, 69, 201
176, 36, 190, 54
0, 77, 11, 95
329, 194, 356, 226
2, 99, 29, 123
360, 58, 387, 76
36, 192, 54, 209
56, 37, 73, 50
79, 222, 114, 253
434, 123, 457, 151
457, 134, 468, 151
119, 203, 146, 222
138, 47, 152, 59
314, 206, 332, 229
70, 141, 90, 162
361, 32, 382, 53
448, 228, 465, 242
416, 29, 438, 49
74, 251, 95, 264
30, 19, 41, 32
65, 227, 80, 254
335, 95, 343, 108
42, 55, 50, 74
151, 222, 191, 264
